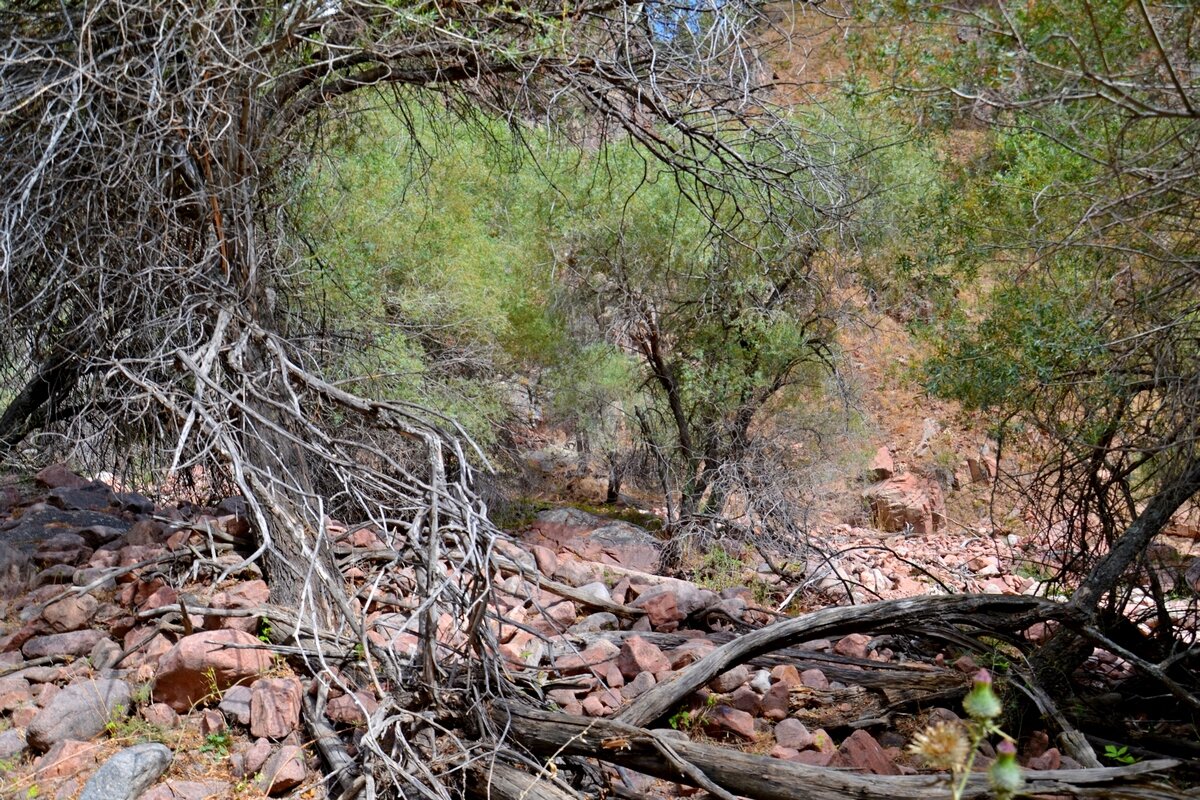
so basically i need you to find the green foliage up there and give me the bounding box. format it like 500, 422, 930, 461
201, 731, 233, 758
1103, 744, 1138, 765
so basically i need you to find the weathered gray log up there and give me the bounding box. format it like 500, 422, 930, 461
467, 760, 585, 800
495, 703, 1186, 800
617, 594, 1070, 727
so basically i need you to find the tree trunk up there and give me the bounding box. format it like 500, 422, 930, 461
1032, 457, 1200, 698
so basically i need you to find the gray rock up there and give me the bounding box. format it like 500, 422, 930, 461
79, 743, 173, 800
218, 684, 253, 726
0, 728, 27, 762
573, 582, 613, 605
26, 677, 132, 751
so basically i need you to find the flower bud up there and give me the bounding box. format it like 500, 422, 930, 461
962, 668, 1002, 721
989, 740, 1023, 798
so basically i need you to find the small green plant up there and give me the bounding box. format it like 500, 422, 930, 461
200, 731, 232, 758
1103, 744, 1137, 765
26, 785, 39, 799
130, 683, 152, 706
908, 669, 1023, 800
257, 621, 274, 644
668, 709, 693, 730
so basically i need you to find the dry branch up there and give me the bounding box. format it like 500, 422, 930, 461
495, 702, 1187, 800
616, 594, 1071, 727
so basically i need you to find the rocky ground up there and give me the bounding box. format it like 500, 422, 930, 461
3, 460, 1188, 800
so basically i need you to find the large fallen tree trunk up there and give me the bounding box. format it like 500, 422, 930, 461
493, 702, 1187, 800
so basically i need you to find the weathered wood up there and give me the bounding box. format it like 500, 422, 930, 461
617, 594, 1070, 727
467, 760, 585, 800
495, 703, 1186, 800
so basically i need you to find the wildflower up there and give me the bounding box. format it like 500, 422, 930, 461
989, 740, 1024, 799
962, 668, 1003, 721
908, 721, 970, 771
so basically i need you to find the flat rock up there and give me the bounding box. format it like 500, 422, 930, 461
22, 629, 110, 660
835, 729, 900, 775
79, 742, 173, 800
153, 629, 272, 712
35, 738, 101, 780
706, 705, 756, 740
555, 640, 619, 675
27, 677, 131, 751
616, 636, 670, 679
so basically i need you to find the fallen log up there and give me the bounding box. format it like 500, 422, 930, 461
495, 702, 1187, 800
617, 594, 1070, 727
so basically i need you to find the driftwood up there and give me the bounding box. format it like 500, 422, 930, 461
495, 702, 1188, 800
616, 594, 1071, 727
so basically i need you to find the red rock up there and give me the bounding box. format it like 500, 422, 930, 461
141, 780, 232, 800
35, 464, 89, 490
325, 692, 378, 727
42, 594, 98, 632
233, 738, 273, 778
616, 636, 671, 679
141, 703, 180, 729
544, 600, 578, 627
795, 749, 834, 766
835, 729, 900, 775
1026, 747, 1061, 770
706, 705, 756, 740
153, 630, 272, 712
257, 743, 306, 795
868, 446, 895, 481
953, 654, 978, 674
35, 739, 99, 780
531, 545, 557, 575
770, 745, 800, 760
770, 665, 801, 687
629, 589, 684, 630
555, 640, 620, 675
140, 585, 180, 612
833, 634, 871, 660
582, 694, 607, 716
862, 473, 945, 534
250, 677, 303, 739
774, 719, 814, 750
603, 662, 625, 689
669, 639, 715, 669
800, 668, 829, 689
200, 709, 226, 736
761, 682, 790, 721
728, 686, 762, 715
